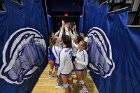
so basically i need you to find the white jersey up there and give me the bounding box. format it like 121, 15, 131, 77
65, 27, 70, 36
75, 50, 88, 70
52, 45, 62, 65
57, 48, 74, 75
65, 27, 75, 40
55, 28, 63, 40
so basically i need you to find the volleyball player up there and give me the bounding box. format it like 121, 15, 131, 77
57, 35, 74, 93
48, 37, 55, 80
73, 41, 88, 93
52, 36, 63, 89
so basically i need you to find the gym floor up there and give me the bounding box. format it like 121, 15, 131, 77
32, 66, 99, 93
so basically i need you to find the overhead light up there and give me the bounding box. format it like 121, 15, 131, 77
64, 12, 69, 16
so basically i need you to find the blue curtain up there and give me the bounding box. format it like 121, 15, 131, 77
0, 0, 48, 93
47, 14, 53, 32
86, 1, 140, 93
79, 15, 83, 33
83, 0, 99, 35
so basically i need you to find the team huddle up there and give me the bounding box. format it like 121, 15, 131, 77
48, 20, 89, 93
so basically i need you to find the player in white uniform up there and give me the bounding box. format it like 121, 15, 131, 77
52, 36, 62, 67
48, 37, 55, 80
57, 35, 74, 93
57, 46, 73, 75
79, 32, 90, 76
74, 41, 88, 93
72, 36, 84, 61
64, 22, 76, 40
55, 20, 65, 38
55, 21, 77, 42
51, 36, 63, 88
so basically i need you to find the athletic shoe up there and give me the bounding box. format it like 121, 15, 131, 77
72, 72, 76, 75
79, 87, 88, 93
74, 81, 79, 86
48, 75, 55, 80
69, 85, 74, 91
55, 83, 63, 89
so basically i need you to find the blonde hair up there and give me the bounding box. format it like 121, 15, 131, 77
49, 36, 57, 48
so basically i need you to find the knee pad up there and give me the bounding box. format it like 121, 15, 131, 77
63, 83, 70, 88
55, 67, 58, 71
79, 80, 85, 85
68, 77, 72, 80
49, 68, 53, 72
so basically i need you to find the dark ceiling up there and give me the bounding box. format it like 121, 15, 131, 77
46, 0, 83, 16
45, 0, 83, 32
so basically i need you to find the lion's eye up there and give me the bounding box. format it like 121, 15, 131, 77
94, 33, 97, 36
24, 34, 29, 38
18, 50, 23, 57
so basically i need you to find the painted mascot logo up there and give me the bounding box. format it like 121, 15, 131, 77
87, 27, 115, 78
0, 27, 46, 84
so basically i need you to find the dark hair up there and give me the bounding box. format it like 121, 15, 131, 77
77, 36, 84, 44
62, 35, 72, 48
80, 40, 88, 50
